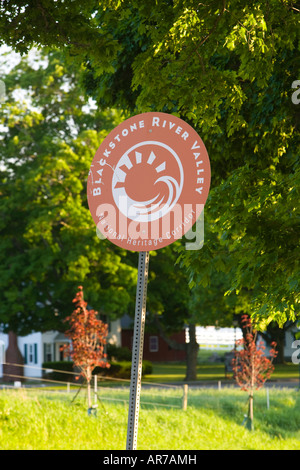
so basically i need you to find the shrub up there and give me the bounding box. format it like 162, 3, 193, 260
42, 357, 153, 382
142, 360, 153, 375
106, 344, 132, 361
94, 361, 130, 379
42, 361, 76, 382
94, 360, 152, 379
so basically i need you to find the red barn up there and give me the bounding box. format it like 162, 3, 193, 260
121, 328, 186, 362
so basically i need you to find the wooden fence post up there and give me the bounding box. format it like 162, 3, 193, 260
182, 384, 188, 410
94, 374, 98, 405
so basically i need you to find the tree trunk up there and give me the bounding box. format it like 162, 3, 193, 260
185, 324, 199, 381
248, 391, 254, 431
153, 315, 199, 381
86, 366, 92, 410
87, 381, 91, 409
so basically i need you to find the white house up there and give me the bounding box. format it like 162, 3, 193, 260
0, 331, 70, 379
0, 319, 121, 380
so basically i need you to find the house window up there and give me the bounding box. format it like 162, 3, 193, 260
24, 343, 38, 364
149, 336, 159, 352
44, 343, 53, 362
29, 344, 34, 363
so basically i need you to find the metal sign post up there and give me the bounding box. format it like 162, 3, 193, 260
126, 251, 150, 450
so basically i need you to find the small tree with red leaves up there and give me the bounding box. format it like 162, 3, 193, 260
64, 286, 110, 410
232, 315, 277, 430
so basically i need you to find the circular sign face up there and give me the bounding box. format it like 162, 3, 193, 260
87, 112, 210, 251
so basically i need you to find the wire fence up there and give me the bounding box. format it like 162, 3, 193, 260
0, 362, 186, 410
2, 361, 298, 413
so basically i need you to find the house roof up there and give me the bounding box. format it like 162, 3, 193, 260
53, 333, 69, 342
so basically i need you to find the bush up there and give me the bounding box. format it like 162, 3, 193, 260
94, 360, 152, 379
106, 344, 132, 361
94, 361, 130, 379
42, 357, 153, 382
142, 360, 153, 375
42, 361, 76, 382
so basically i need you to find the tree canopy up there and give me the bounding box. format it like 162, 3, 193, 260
0, 48, 137, 334
0, 0, 299, 330
90, 1, 299, 327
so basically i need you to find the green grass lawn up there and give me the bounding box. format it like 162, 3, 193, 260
0, 387, 299, 450
144, 360, 300, 384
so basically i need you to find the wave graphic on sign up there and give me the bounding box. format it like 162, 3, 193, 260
112, 141, 184, 222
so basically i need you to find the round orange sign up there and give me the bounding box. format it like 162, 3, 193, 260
87, 112, 210, 251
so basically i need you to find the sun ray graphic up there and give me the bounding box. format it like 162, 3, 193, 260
113, 151, 166, 190
147, 151, 156, 165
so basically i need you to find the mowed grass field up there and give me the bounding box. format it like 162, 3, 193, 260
0, 386, 299, 450
147, 359, 300, 383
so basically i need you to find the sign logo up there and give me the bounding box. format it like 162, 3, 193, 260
87, 112, 211, 251
112, 141, 184, 223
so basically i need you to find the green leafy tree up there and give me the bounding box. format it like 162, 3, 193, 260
93, 1, 299, 328
92, 0, 298, 329
0, 48, 137, 334
0, 1, 298, 330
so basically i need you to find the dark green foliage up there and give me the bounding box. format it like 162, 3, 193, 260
0, 0, 298, 333
42, 361, 76, 383
106, 344, 132, 361
42, 358, 152, 381
0, 49, 137, 334
94, 360, 152, 378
